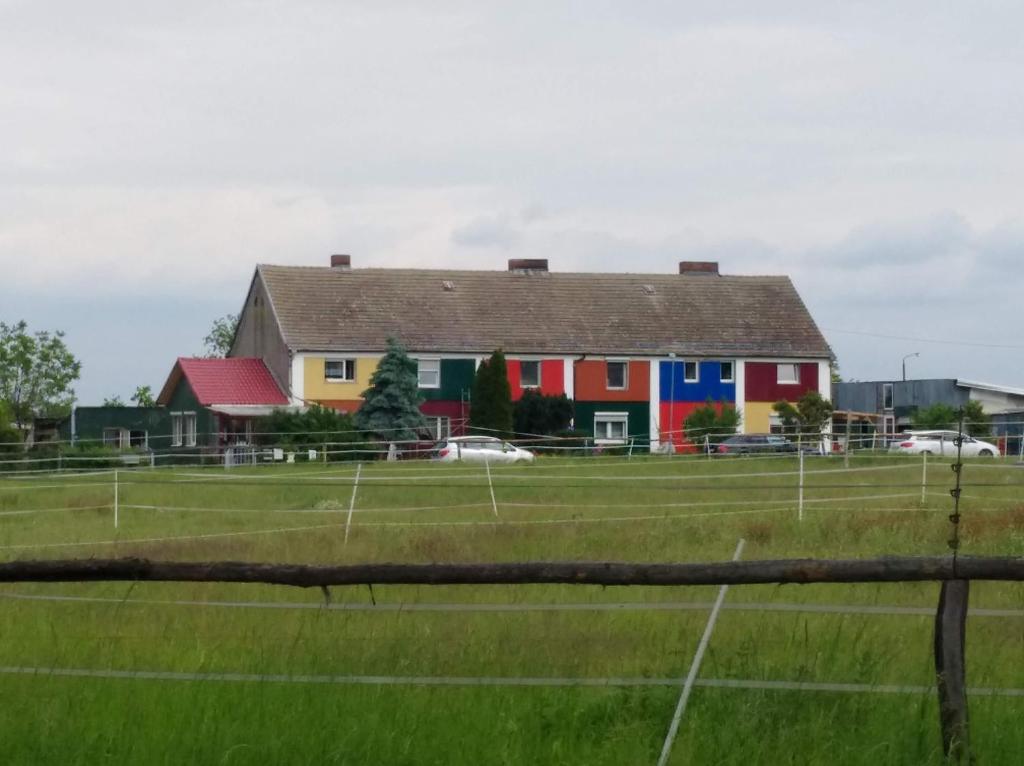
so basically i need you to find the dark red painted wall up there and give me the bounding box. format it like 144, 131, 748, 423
421, 400, 470, 435
745, 362, 820, 402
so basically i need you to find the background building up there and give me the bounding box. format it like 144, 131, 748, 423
230, 257, 834, 450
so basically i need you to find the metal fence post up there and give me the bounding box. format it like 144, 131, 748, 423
113, 469, 119, 529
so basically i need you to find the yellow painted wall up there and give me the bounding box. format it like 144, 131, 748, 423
742, 401, 777, 433
303, 356, 379, 401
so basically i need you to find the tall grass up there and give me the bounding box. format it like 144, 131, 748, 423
1, 455, 1022, 763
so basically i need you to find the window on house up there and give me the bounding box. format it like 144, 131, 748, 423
424, 416, 451, 440
325, 359, 356, 382
720, 361, 734, 383
684, 361, 699, 383
606, 361, 628, 390
418, 359, 441, 389
184, 412, 197, 447
171, 413, 183, 447
129, 430, 148, 448
777, 364, 799, 384
594, 413, 628, 443
103, 428, 128, 449
769, 413, 784, 435
883, 383, 894, 410
520, 360, 541, 388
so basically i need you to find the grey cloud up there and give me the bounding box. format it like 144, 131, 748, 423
451, 214, 522, 249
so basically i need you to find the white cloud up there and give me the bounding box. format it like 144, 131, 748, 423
1, 1, 1023, 398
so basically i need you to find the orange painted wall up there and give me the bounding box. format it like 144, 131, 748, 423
574, 360, 650, 401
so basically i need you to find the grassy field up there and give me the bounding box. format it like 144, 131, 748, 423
0, 453, 1022, 764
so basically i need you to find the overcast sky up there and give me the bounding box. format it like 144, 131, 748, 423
2, 1, 1022, 402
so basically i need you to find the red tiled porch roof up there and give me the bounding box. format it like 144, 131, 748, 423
157, 357, 289, 406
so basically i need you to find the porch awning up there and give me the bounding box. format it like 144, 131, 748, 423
208, 404, 305, 418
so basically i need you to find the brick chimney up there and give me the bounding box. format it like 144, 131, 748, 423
330, 254, 351, 270
508, 258, 549, 272
679, 261, 719, 275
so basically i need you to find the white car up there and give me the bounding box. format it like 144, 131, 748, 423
889, 430, 1000, 457
433, 436, 535, 464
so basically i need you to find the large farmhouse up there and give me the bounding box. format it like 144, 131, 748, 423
229, 256, 833, 450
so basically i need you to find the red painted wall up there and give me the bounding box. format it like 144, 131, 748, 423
744, 362, 819, 402
320, 399, 363, 414
507, 359, 565, 401
574, 360, 649, 402
657, 401, 706, 453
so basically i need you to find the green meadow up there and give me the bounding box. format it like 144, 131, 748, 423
0, 454, 1022, 765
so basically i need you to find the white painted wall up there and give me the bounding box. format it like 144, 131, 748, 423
648, 359, 661, 452
733, 360, 746, 434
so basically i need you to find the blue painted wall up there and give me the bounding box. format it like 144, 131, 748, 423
659, 361, 736, 403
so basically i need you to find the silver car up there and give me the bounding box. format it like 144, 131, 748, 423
889, 430, 1000, 457
433, 436, 535, 464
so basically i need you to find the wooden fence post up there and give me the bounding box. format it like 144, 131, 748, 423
935, 579, 970, 762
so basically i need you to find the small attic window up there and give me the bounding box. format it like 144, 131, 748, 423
442, 280, 455, 291
641, 285, 655, 295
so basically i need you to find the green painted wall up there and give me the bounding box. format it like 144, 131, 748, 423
422, 359, 476, 402
165, 379, 217, 447
63, 407, 172, 447
572, 401, 649, 439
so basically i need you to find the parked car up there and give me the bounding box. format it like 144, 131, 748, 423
889, 431, 1000, 457
715, 434, 797, 456
433, 436, 535, 464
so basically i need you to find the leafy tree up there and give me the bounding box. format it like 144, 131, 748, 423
259, 405, 364, 460
684, 398, 742, 446
912, 401, 991, 437
963, 400, 991, 438
514, 390, 572, 436
0, 320, 81, 431
0, 401, 20, 455
772, 391, 834, 435
203, 313, 239, 358
132, 385, 156, 407
102, 395, 127, 407
354, 338, 426, 440
470, 350, 513, 437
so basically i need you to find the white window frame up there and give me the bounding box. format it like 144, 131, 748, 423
720, 361, 735, 383
171, 412, 183, 447
424, 415, 451, 440
183, 412, 197, 448
883, 383, 894, 410
324, 358, 356, 382
777, 363, 800, 384
520, 360, 541, 388
606, 360, 628, 391
594, 412, 629, 444
883, 415, 896, 440
103, 427, 129, 449
683, 361, 699, 383
417, 358, 441, 389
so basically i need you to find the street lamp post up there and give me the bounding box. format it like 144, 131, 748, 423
902, 352, 920, 382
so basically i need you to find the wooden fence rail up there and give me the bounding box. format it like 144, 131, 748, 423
2, 554, 1010, 763
0, 555, 1021, 587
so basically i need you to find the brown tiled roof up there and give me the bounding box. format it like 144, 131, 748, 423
256, 265, 833, 358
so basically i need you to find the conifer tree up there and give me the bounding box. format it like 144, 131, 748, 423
470, 349, 513, 437
355, 338, 426, 440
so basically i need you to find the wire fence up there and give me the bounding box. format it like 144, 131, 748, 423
0, 443, 1019, 762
